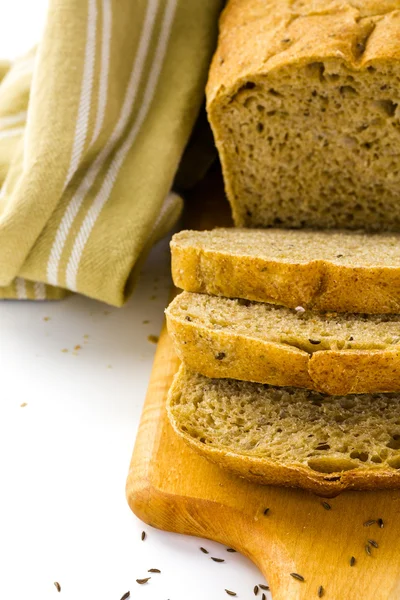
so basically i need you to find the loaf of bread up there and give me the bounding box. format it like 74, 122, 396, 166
167, 366, 400, 496
207, 0, 400, 230
171, 228, 400, 314
166, 291, 400, 395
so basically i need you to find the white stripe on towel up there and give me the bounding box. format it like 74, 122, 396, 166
47, 0, 159, 287
64, 0, 98, 188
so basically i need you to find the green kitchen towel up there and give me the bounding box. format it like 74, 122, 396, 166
0, 0, 222, 305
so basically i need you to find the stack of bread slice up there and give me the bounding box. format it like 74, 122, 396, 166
165, 229, 400, 497
164, 0, 400, 497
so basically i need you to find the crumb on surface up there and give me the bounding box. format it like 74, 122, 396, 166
20, 402, 27, 408
74, 344, 82, 351
61, 349, 68, 353
147, 334, 159, 344
107, 364, 112, 369
104, 310, 111, 315
143, 320, 150, 324
43, 316, 51, 322
150, 295, 157, 300
83, 334, 89, 339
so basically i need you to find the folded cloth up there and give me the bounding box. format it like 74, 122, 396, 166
0, 0, 222, 305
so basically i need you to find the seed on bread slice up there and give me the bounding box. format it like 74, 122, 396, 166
171, 228, 400, 314
167, 366, 400, 497
166, 292, 400, 395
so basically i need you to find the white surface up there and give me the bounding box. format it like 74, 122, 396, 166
0, 0, 48, 60
0, 236, 270, 600
0, 4, 270, 599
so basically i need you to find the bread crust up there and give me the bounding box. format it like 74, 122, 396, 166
206, 0, 400, 228
207, 1, 400, 110
171, 237, 400, 314
167, 366, 400, 497
166, 306, 400, 395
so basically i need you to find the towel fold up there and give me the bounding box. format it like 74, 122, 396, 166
0, 0, 222, 305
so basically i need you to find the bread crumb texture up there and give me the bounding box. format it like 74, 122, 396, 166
166, 292, 400, 395
168, 292, 400, 352
168, 366, 400, 494
171, 229, 400, 314
207, 0, 400, 229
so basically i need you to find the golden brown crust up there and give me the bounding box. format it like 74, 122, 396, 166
207, 1, 400, 110
166, 366, 400, 497
206, 0, 400, 228
168, 426, 400, 498
309, 349, 400, 395
170, 240, 400, 314
166, 307, 314, 389
166, 308, 400, 395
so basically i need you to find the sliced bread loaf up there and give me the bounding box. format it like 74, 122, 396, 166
171, 228, 400, 314
207, 0, 400, 230
166, 292, 400, 395
167, 366, 400, 496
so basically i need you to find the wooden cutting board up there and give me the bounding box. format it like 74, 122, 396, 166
126, 169, 400, 600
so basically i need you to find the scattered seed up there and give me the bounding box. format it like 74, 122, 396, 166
215, 352, 226, 360
200, 547, 209, 554
225, 590, 237, 597
262, 594, 266, 600
349, 336, 354, 341
290, 573, 305, 582
282, 38, 291, 43
336, 254, 344, 258
54, 582, 61, 592
185, 316, 192, 321
364, 520, 376, 527
211, 557, 225, 563
148, 568, 161, 573
318, 585, 324, 597
295, 306, 306, 313
226, 548, 236, 552
263, 508, 270, 516
321, 501, 331, 511
254, 585, 259, 595
147, 334, 159, 344
378, 518, 384, 528
350, 556, 356, 566
136, 578, 151, 585
368, 539, 379, 548
259, 585, 269, 591
142, 320, 150, 324
141, 531, 146, 541
20, 402, 27, 407
365, 544, 372, 556
309, 339, 321, 345
120, 593, 130, 600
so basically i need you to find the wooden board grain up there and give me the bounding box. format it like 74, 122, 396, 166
126, 168, 400, 600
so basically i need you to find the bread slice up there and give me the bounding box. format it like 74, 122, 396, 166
207, 0, 400, 230
166, 292, 400, 395
167, 366, 400, 497
171, 228, 400, 314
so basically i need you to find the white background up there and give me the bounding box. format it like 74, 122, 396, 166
0, 3, 270, 599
